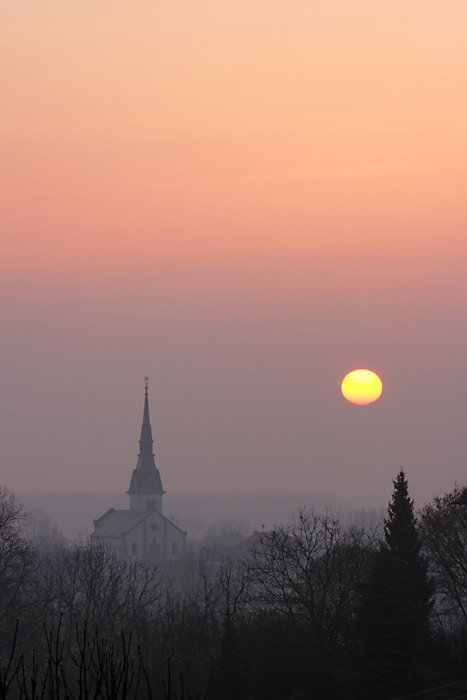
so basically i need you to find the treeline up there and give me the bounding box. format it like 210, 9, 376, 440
2, 474, 467, 699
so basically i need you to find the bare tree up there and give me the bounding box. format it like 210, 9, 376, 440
208, 556, 251, 700
150, 561, 221, 696
421, 486, 467, 629
246, 508, 376, 662
0, 487, 38, 658
43, 542, 168, 645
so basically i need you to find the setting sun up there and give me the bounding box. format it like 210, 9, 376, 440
341, 369, 383, 405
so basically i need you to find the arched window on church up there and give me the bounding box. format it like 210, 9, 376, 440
132, 542, 138, 556
172, 542, 177, 556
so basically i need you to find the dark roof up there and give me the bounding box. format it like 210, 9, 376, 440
234, 530, 270, 558
128, 468, 164, 495
92, 509, 151, 537
92, 508, 187, 538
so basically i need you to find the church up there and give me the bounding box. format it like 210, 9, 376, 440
91, 383, 187, 561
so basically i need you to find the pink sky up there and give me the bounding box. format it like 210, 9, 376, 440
1, 0, 467, 518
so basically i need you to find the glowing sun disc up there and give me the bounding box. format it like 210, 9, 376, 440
341, 369, 383, 405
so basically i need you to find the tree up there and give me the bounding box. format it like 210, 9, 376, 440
246, 509, 375, 697
43, 541, 168, 645
0, 487, 38, 660
357, 470, 433, 697
421, 486, 467, 626
208, 556, 251, 700
385, 471, 433, 640
27, 507, 67, 553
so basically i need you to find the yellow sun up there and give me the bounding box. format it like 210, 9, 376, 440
341, 369, 383, 405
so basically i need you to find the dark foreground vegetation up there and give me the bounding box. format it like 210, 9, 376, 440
2, 474, 467, 699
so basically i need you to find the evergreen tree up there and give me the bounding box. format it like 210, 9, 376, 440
385, 470, 423, 566
356, 470, 433, 698
385, 471, 433, 684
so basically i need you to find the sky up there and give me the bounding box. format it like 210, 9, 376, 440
1, 0, 467, 519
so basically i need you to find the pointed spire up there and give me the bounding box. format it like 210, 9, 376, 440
137, 378, 154, 469
128, 380, 164, 498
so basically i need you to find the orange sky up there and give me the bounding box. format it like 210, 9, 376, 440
1, 1, 467, 522
2, 0, 466, 270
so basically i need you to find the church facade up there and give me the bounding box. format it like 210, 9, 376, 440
91, 383, 187, 561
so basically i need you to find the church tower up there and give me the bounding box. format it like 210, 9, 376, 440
127, 382, 165, 512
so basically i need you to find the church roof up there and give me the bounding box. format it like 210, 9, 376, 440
127, 383, 165, 496
92, 508, 150, 537
92, 507, 187, 538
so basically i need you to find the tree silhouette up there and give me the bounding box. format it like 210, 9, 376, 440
357, 470, 433, 698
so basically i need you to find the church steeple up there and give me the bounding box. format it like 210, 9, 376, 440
136, 381, 156, 471
127, 380, 165, 511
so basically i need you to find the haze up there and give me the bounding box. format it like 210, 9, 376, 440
1, 1, 467, 534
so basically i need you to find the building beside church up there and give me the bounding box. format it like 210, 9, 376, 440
91, 383, 187, 561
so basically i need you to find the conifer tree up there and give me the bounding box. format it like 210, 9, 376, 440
385, 471, 433, 673
356, 470, 433, 698
385, 470, 423, 566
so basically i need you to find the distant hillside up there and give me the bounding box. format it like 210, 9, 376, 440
17, 489, 374, 541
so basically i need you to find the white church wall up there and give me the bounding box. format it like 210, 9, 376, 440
91, 515, 186, 562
